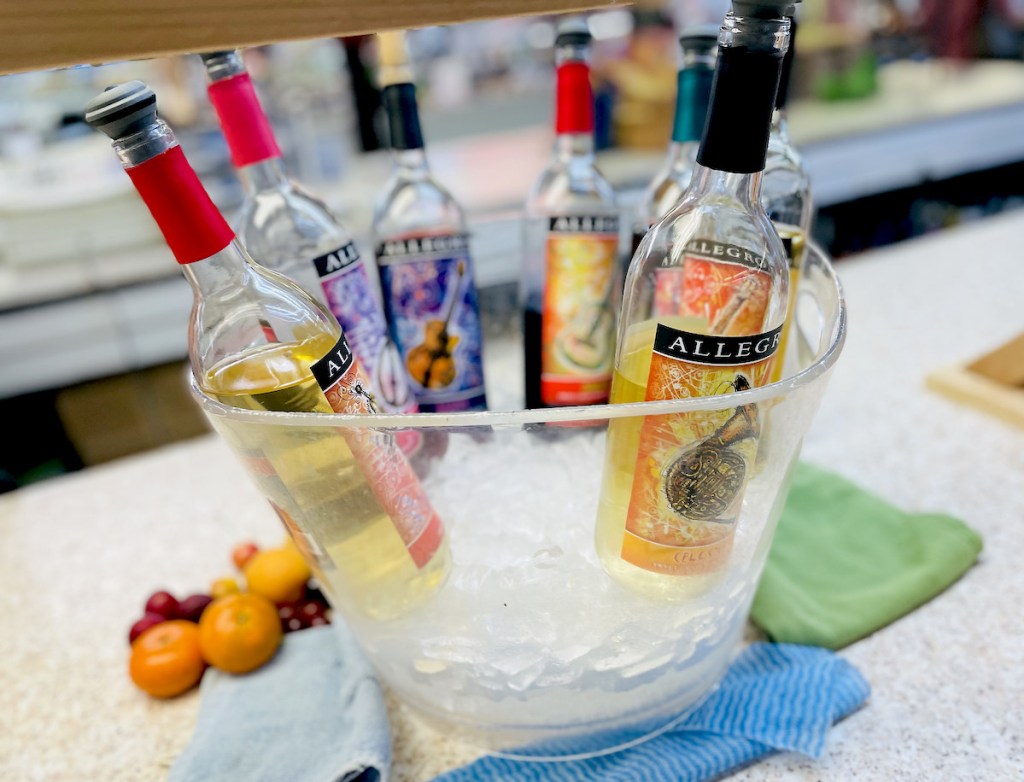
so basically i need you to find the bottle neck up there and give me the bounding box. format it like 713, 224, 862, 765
688, 163, 763, 212
555, 44, 594, 137
770, 109, 792, 145
179, 238, 251, 298
382, 83, 425, 153
671, 59, 714, 145
664, 141, 693, 172
696, 14, 789, 174
775, 16, 798, 113
392, 147, 431, 179
114, 120, 234, 265
205, 67, 282, 168
238, 157, 291, 194
554, 132, 595, 163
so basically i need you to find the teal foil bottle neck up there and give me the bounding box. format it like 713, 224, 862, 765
671, 66, 714, 145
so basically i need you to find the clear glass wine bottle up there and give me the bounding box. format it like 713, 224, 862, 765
372, 31, 488, 413
200, 50, 417, 417
761, 10, 813, 382
632, 24, 719, 254
85, 81, 450, 621
522, 18, 621, 410
595, 5, 792, 600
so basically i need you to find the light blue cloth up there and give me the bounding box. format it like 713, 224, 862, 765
168, 623, 391, 782
433, 643, 870, 782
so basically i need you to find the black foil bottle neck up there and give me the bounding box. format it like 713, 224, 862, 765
696, 42, 785, 174
383, 83, 424, 151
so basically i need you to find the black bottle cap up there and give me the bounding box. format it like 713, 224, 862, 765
84, 81, 157, 140
382, 83, 424, 151
732, 0, 796, 18
555, 17, 591, 47
696, 42, 785, 173
679, 23, 720, 51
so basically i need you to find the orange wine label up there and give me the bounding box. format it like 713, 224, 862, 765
622, 239, 780, 576
541, 215, 619, 406
654, 238, 773, 333
311, 333, 444, 569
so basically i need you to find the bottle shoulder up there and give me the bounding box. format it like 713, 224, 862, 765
237, 183, 354, 268
761, 142, 812, 229
639, 195, 788, 278
622, 197, 791, 337
372, 172, 466, 241
526, 158, 618, 215
186, 247, 339, 379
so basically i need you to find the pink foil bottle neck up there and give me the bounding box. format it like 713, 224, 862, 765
207, 72, 282, 168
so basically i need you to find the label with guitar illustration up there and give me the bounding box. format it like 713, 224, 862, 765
375, 233, 487, 413
312, 243, 417, 416
541, 214, 619, 406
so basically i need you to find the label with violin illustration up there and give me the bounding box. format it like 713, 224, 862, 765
311, 332, 446, 570
541, 214, 619, 406
376, 233, 487, 413
313, 243, 418, 416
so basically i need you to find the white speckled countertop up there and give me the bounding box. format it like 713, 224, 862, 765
2, 211, 1024, 781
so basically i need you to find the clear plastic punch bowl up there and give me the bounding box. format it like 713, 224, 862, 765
190, 241, 846, 760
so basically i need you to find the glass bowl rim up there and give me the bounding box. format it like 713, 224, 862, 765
189, 241, 847, 430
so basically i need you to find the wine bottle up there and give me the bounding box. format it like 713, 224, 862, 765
632, 24, 718, 253
761, 6, 813, 382
85, 81, 449, 620
522, 17, 621, 410
595, 3, 791, 598
199, 50, 417, 417
372, 31, 488, 413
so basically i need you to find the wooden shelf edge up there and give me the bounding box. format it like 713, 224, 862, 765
1, 0, 619, 75
926, 362, 1024, 430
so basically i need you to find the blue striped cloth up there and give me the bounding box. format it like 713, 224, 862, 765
433, 643, 870, 782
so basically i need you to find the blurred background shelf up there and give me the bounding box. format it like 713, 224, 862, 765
0, 0, 615, 75
2, 0, 1024, 485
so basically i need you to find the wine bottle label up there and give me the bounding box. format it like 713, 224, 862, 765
654, 239, 772, 335
540, 215, 619, 406
312, 243, 418, 416
311, 332, 446, 569
619, 237, 780, 576
375, 233, 487, 413
620, 322, 781, 576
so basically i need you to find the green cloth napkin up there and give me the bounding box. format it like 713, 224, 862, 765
751, 462, 983, 650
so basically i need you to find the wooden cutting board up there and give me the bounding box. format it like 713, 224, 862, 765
926, 332, 1024, 429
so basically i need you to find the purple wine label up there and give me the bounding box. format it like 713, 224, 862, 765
376, 233, 487, 412
312, 243, 417, 414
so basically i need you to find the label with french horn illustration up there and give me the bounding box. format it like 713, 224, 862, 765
376, 233, 486, 413
621, 323, 781, 575
621, 238, 781, 576
541, 214, 619, 406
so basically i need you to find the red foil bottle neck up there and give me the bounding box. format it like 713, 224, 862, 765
126, 146, 235, 265
555, 62, 594, 135
207, 73, 282, 167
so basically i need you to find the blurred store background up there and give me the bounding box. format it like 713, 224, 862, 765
2, 0, 1024, 488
